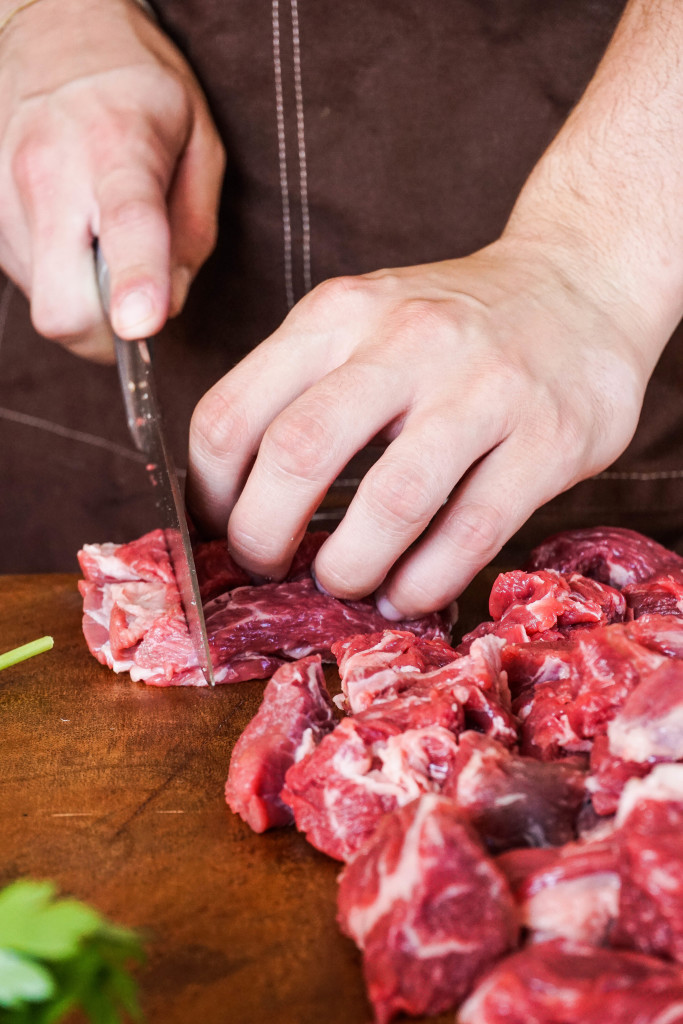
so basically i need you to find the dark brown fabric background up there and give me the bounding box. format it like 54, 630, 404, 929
2, 0, 682, 574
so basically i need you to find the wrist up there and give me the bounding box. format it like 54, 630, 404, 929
502, 167, 681, 380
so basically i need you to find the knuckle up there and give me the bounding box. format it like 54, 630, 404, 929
443, 502, 503, 561
227, 519, 280, 568
89, 112, 131, 161
313, 558, 364, 600
486, 352, 525, 394
189, 387, 252, 464
388, 573, 440, 615
302, 274, 370, 317
262, 405, 337, 480
30, 293, 93, 340
362, 459, 437, 532
391, 298, 452, 341
100, 194, 160, 235
11, 135, 54, 195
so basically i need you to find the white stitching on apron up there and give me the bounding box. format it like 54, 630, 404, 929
272, 0, 295, 309
596, 469, 683, 481
291, 0, 311, 294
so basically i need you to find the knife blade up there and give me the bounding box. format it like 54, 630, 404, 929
94, 245, 215, 687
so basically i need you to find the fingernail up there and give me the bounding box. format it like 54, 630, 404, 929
310, 565, 332, 597
170, 265, 192, 316
115, 289, 154, 335
376, 594, 404, 622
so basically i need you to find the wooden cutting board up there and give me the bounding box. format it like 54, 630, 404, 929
0, 570, 497, 1024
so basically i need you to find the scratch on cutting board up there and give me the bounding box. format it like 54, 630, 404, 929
51, 812, 96, 817
110, 758, 190, 839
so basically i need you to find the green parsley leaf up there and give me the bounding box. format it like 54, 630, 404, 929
0, 950, 54, 1009
0, 881, 144, 1024
0, 882, 101, 960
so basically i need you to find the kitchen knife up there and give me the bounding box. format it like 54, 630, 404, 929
94, 245, 216, 687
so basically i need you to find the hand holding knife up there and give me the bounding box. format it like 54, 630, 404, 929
94, 244, 215, 687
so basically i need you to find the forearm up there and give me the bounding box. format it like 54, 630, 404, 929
506, 0, 683, 370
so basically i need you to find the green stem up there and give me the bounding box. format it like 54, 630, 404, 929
0, 636, 54, 671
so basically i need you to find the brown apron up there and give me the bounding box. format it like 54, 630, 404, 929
2, 0, 681, 573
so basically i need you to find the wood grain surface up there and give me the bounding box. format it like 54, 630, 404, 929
0, 570, 497, 1024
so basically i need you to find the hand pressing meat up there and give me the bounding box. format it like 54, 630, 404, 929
188, 0, 683, 617
0, 0, 224, 360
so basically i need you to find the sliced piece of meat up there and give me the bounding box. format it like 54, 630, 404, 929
445, 731, 586, 852
78, 530, 452, 687
78, 528, 176, 586
612, 765, 683, 964
225, 655, 336, 832
283, 723, 583, 861
337, 794, 518, 1024
206, 577, 449, 669
497, 836, 620, 945
526, 526, 683, 588
78, 574, 203, 686
459, 940, 683, 1024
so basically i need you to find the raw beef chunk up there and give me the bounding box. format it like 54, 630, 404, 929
337, 794, 518, 1024
78, 530, 451, 686
612, 766, 683, 963
623, 613, 683, 658
334, 631, 517, 746
585, 657, 683, 812
282, 716, 460, 861
283, 725, 584, 860
460, 569, 626, 650
507, 624, 668, 759
225, 655, 335, 832
331, 629, 460, 713
282, 634, 519, 861
497, 837, 620, 945
624, 567, 683, 619
606, 659, 683, 763
446, 732, 586, 852
526, 526, 683, 588
459, 940, 683, 1024
586, 735, 652, 816
488, 569, 626, 627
